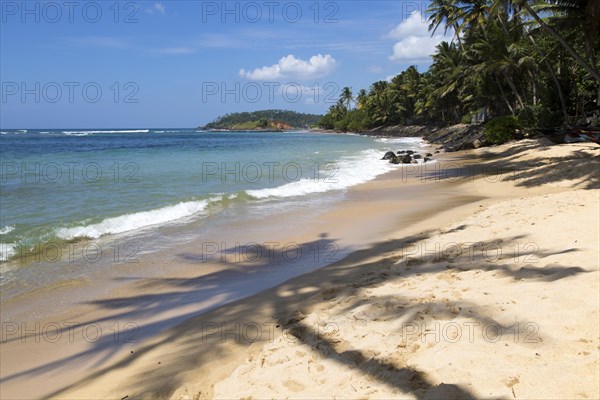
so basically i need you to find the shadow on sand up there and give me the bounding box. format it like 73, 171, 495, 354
3, 226, 590, 399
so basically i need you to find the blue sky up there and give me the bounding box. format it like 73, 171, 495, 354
0, 1, 451, 128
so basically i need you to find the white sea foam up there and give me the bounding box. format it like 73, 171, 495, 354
246, 149, 397, 199
56, 200, 209, 240
0, 243, 17, 262
0, 130, 27, 135
0, 225, 15, 235
62, 129, 150, 135
64, 132, 92, 136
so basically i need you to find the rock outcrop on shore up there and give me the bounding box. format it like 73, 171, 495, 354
382, 150, 433, 165
363, 124, 485, 152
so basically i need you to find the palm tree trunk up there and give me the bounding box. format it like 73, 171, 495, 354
527, 70, 538, 106
453, 23, 463, 50
503, 70, 526, 109
527, 35, 570, 125
583, 31, 597, 64
521, 2, 600, 83
495, 76, 515, 114
582, 30, 600, 108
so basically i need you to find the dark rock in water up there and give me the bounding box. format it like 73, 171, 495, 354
406, 150, 415, 155
397, 150, 406, 154
434, 150, 440, 154
426, 153, 433, 157
411, 160, 419, 164
413, 154, 422, 159
389, 156, 400, 164
424, 157, 431, 163
382, 151, 396, 160
401, 155, 412, 164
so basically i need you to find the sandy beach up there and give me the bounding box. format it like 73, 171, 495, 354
183, 138, 600, 400
1, 138, 598, 399
3, 0, 599, 397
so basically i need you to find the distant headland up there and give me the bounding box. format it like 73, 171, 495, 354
199, 110, 322, 131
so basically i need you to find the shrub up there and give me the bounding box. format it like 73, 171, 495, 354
484, 115, 520, 145
460, 113, 472, 124
333, 118, 349, 131
328, 109, 371, 132
345, 109, 370, 132
516, 105, 565, 129
535, 107, 564, 129
518, 106, 536, 128
318, 114, 335, 129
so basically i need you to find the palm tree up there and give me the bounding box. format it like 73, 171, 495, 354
340, 87, 354, 110
457, 0, 490, 35
529, 35, 571, 122
333, 99, 347, 119
427, 0, 464, 47
356, 89, 368, 110
365, 81, 401, 125
483, 0, 573, 121
319, 0, 597, 129
516, 0, 600, 83
429, 41, 470, 122
468, 19, 527, 111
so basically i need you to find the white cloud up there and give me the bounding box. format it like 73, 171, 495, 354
386, 11, 430, 40
390, 36, 444, 61
146, 3, 166, 14
387, 11, 452, 62
240, 54, 337, 81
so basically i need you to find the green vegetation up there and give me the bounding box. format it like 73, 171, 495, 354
320, 0, 599, 133
229, 120, 274, 130
484, 115, 520, 144
202, 110, 322, 130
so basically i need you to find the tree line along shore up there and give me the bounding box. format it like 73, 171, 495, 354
318, 0, 599, 146
199, 1, 599, 150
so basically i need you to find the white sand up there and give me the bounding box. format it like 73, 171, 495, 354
211, 139, 600, 399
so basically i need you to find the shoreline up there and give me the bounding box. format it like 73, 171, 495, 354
0, 129, 390, 270
1, 138, 598, 399
0, 138, 459, 398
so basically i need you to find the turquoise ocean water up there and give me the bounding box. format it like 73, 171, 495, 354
0, 129, 426, 280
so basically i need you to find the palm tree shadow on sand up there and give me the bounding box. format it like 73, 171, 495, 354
8, 227, 589, 399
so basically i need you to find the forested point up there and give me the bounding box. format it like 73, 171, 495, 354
201, 110, 323, 130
